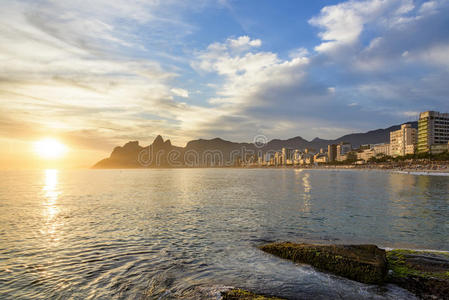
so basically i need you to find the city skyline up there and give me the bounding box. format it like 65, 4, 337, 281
1, 0, 449, 168
90, 109, 449, 168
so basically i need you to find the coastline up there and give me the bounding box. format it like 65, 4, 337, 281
242, 162, 449, 175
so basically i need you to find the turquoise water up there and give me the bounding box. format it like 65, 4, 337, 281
0, 169, 448, 299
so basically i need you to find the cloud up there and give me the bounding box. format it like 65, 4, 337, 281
191, 36, 370, 140
0, 0, 209, 151
189, 0, 449, 140
1, 0, 449, 164
171, 88, 189, 98
309, 0, 449, 73
229, 35, 262, 50
309, 0, 415, 54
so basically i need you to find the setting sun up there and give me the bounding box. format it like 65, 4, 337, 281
34, 138, 67, 159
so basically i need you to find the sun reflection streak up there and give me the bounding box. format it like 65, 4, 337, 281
42, 169, 61, 237
302, 172, 312, 194
295, 169, 312, 213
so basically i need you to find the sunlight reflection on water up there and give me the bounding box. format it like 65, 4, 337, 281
0, 169, 447, 299
41, 169, 61, 238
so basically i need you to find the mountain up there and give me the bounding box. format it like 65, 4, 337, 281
92, 121, 417, 168
303, 121, 418, 150
93, 135, 183, 168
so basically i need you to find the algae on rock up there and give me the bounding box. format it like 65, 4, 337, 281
221, 289, 285, 300
259, 242, 387, 284
387, 249, 449, 300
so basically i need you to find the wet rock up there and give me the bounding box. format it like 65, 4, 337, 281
221, 289, 284, 300
259, 242, 387, 284
387, 249, 449, 300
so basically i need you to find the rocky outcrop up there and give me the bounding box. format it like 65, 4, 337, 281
260, 242, 387, 284
387, 249, 449, 300
92, 136, 184, 168
259, 242, 449, 299
221, 289, 284, 300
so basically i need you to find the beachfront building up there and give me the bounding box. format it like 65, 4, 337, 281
356, 143, 391, 162
328, 144, 337, 162
373, 143, 390, 156
274, 151, 282, 166
282, 148, 294, 165
417, 111, 449, 154
390, 123, 417, 157
357, 148, 375, 162
428, 142, 449, 154
314, 153, 328, 163
336, 142, 352, 161
293, 149, 301, 165
298, 151, 315, 165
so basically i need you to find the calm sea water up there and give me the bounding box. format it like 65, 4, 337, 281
0, 169, 448, 299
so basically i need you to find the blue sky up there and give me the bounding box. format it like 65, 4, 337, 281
1, 0, 449, 165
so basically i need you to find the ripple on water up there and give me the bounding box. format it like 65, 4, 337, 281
0, 169, 447, 299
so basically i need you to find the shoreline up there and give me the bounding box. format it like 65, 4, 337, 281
242, 163, 449, 175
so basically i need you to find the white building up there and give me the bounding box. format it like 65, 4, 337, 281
373, 143, 390, 156
390, 124, 417, 157
336, 142, 352, 161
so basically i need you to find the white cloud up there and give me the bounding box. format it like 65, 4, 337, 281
309, 0, 415, 53
408, 44, 449, 67
188, 36, 364, 140
419, 0, 439, 14
308, 0, 449, 74
171, 88, 189, 98
229, 35, 262, 49
0, 0, 212, 149
2, 0, 449, 154
193, 36, 310, 106
289, 47, 310, 59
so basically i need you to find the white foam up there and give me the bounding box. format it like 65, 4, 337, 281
394, 171, 449, 176
382, 247, 449, 253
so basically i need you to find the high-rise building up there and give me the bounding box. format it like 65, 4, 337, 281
327, 144, 337, 162
418, 111, 449, 154
274, 151, 282, 166
281, 148, 294, 165
336, 142, 351, 161
390, 123, 417, 157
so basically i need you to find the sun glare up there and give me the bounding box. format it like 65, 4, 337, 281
34, 138, 67, 159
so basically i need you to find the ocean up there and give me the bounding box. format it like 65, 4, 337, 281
1, 168, 448, 299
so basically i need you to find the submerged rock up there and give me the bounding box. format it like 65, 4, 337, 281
260, 242, 387, 284
387, 249, 449, 300
221, 289, 285, 300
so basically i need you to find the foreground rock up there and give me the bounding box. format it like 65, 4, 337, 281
260, 242, 449, 299
387, 249, 449, 300
221, 289, 284, 300
260, 242, 387, 284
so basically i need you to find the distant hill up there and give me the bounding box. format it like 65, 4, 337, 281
92, 121, 417, 168
308, 121, 418, 150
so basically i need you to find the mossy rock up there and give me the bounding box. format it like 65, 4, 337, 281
387, 249, 449, 299
260, 242, 387, 284
221, 289, 285, 300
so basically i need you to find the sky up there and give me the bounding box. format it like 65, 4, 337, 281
1, 0, 449, 168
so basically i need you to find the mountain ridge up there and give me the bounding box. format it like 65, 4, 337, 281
93, 121, 417, 168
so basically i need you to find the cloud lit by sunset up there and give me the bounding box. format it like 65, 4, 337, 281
1, 0, 448, 168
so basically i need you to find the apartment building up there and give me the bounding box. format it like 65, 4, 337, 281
417, 111, 449, 154
336, 142, 352, 161
373, 143, 390, 156
327, 144, 337, 162
390, 123, 417, 157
